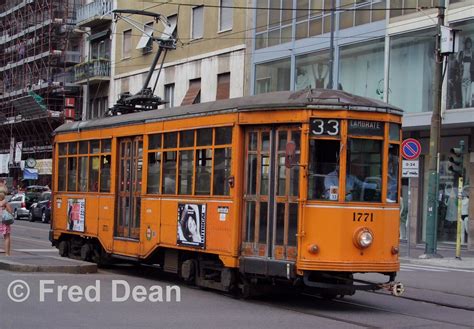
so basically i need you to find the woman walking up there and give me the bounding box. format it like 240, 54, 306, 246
0, 181, 13, 256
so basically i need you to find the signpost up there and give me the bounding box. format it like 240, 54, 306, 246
401, 138, 421, 178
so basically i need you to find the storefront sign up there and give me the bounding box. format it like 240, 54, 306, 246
402, 160, 419, 177
348, 120, 384, 136
36, 159, 52, 175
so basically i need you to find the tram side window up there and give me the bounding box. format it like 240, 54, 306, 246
346, 139, 382, 202
213, 148, 231, 195
67, 157, 77, 192
162, 151, 177, 194
57, 139, 111, 193
387, 144, 400, 203
99, 154, 111, 193
195, 149, 212, 195
58, 158, 67, 191
308, 139, 340, 200
147, 151, 161, 194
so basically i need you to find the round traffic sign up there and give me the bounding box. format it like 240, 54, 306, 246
401, 138, 421, 160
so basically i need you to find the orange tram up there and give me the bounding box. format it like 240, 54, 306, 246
51, 89, 404, 298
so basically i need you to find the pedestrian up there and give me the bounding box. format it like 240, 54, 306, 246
0, 191, 13, 256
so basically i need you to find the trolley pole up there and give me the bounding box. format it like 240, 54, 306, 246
423, 2, 445, 258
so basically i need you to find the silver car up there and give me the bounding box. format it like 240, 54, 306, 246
9, 193, 29, 220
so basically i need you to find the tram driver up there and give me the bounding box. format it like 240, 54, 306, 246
324, 166, 378, 201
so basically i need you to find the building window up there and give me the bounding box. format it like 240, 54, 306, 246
191, 6, 204, 39
164, 83, 175, 108
219, 0, 233, 32
255, 58, 291, 94
295, 51, 330, 91
255, 0, 293, 49
136, 22, 154, 53
447, 20, 474, 110
388, 29, 435, 113
339, 39, 384, 100
339, 0, 386, 30
122, 29, 132, 58
390, 0, 439, 18
181, 78, 201, 105
216, 73, 230, 100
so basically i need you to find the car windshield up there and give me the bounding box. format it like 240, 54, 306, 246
25, 192, 40, 202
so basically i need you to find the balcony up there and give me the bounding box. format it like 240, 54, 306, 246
74, 59, 111, 84
76, 0, 113, 28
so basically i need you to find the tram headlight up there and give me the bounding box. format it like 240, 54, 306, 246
353, 228, 374, 249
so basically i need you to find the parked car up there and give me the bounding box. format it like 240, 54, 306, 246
29, 191, 51, 223
26, 185, 50, 193
9, 193, 29, 220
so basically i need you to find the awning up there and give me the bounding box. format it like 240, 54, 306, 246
89, 29, 111, 42
181, 79, 201, 106
136, 24, 154, 49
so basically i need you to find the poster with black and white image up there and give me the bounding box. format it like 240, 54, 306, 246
177, 203, 206, 248
447, 21, 474, 110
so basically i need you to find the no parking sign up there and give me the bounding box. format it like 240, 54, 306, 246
401, 138, 421, 160
401, 138, 421, 177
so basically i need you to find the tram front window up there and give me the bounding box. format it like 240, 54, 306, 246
308, 139, 340, 200
346, 139, 382, 202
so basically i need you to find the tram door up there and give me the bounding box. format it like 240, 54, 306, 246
242, 127, 300, 261
115, 136, 143, 240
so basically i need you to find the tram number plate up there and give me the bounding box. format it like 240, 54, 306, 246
352, 212, 374, 222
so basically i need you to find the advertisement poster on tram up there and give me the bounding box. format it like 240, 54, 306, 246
177, 203, 206, 248
67, 198, 85, 232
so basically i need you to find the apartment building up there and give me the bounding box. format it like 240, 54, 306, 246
250, 0, 474, 250
107, 0, 248, 113
0, 0, 80, 187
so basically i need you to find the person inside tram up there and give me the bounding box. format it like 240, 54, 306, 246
324, 165, 377, 201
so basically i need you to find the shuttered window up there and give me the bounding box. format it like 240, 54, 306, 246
216, 72, 230, 100
181, 79, 201, 105
122, 29, 132, 58
219, 0, 233, 31
192, 6, 204, 39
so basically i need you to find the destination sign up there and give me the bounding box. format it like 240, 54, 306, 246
348, 120, 384, 137
310, 119, 340, 136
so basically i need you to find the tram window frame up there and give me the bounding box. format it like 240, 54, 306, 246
57, 139, 112, 193
307, 118, 342, 201
145, 126, 233, 197
345, 137, 384, 203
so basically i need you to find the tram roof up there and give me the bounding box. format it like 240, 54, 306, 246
55, 89, 402, 134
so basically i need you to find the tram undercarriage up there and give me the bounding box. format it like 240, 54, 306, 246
52, 233, 404, 299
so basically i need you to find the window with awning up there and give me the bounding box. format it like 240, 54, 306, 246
181, 79, 201, 105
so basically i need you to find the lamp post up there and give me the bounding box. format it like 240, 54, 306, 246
74, 28, 91, 120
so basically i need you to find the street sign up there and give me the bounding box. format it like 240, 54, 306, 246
402, 138, 421, 160
402, 160, 419, 177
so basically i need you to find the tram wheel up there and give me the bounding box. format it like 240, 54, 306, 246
58, 240, 69, 257
80, 243, 91, 261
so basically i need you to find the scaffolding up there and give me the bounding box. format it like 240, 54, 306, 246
0, 0, 80, 156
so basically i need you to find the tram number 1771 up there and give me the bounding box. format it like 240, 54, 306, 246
353, 212, 374, 222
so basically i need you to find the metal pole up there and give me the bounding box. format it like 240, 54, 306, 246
328, 0, 335, 89
424, 1, 445, 258
87, 34, 91, 120
456, 176, 464, 259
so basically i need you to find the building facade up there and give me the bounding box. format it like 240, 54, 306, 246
250, 0, 474, 250
102, 0, 248, 113
0, 0, 81, 188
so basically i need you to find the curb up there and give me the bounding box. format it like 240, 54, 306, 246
0, 257, 97, 274
399, 257, 474, 270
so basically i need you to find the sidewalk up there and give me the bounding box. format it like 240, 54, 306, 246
399, 241, 474, 270
0, 249, 97, 274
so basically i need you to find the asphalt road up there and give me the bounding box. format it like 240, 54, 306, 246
0, 220, 472, 329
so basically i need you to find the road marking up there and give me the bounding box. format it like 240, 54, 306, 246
12, 225, 50, 232
13, 236, 52, 245
13, 249, 57, 253
401, 264, 474, 273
